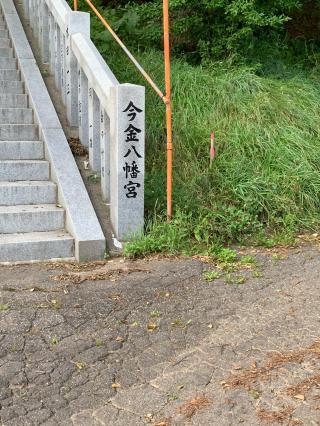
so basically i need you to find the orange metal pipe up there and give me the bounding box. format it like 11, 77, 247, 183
74, 0, 78, 11
84, 0, 166, 101
163, 0, 172, 219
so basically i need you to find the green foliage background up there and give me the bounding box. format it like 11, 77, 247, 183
77, 0, 320, 65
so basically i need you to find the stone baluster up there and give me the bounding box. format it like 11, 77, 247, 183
88, 87, 101, 172
60, 32, 66, 105
39, 0, 49, 63
65, 12, 90, 128
48, 12, 55, 74
23, 0, 29, 20
100, 108, 110, 201
78, 67, 89, 147
54, 22, 61, 91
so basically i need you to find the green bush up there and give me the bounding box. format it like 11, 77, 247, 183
72, 0, 320, 64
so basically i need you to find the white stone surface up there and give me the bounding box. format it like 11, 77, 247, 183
110, 84, 145, 240
0, 181, 56, 205
0, 230, 74, 262
0, 159, 49, 181
0, 140, 43, 159
88, 86, 101, 171
65, 11, 90, 127
0, 204, 65, 233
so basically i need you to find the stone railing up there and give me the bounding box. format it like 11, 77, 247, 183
21, 0, 145, 241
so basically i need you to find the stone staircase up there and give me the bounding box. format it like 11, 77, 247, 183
0, 12, 74, 262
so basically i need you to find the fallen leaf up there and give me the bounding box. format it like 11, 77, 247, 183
74, 361, 85, 370
248, 389, 261, 400
294, 394, 305, 401
147, 323, 158, 331
232, 364, 242, 370
112, 383, 121, 389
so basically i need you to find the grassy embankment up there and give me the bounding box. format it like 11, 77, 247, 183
71, 3, 320, 257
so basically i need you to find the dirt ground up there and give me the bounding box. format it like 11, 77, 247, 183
0, 241, 320, 426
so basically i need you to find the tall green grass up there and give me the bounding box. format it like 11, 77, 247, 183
73, 4, 320, 256
101, 46, 320, 255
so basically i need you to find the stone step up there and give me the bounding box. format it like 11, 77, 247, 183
0, 47, 13, 57
0, 204, 65, 233
0, 124, 38, 140
0, 26, 6, 32
0, 230, 74, 262
0, 94, 28, 108
0, 30, 8, 39
0, 57, 16, 69
0, 108, 33, 124
0, 160, 49, 181
0, 38, 10, 48
0, 80, 24, 94
0, 70, 20, 81
0, 140, 43, 160
0, 181, 56, 205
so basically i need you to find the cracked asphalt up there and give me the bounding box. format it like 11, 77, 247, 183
0, 243, 320, 426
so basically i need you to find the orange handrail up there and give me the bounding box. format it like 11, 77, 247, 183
73, 0, 173, 219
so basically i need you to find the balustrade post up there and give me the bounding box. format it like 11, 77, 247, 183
39, 0, 49, 63
54, 22, 61, 91
88, 87, 101, 172
110, 84, 145, 240
23, 0, 30, 20
34, 0, 40, 34
66, 12, 90, 127
100, 108, 110, 201
29, 0, 35, 28
48, 12, 55, 74
78, 67, 89, 147
60, 32, 66, 105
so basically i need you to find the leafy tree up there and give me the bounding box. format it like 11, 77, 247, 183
74, 0, 320, 64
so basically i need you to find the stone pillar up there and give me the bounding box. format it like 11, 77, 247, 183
39, 1, 49, 63
54, 22, 61, 91
110, 84, 145, 240
78, 66, 89, 147
65, 12, 90, 128
29, 0, 35, 28
34, 0, 40, 34
48, 12, 55, 75
23, 0, 30, 20
88, 87, 101, 172
60, 32, 66, 105
100, 108, 110, 201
